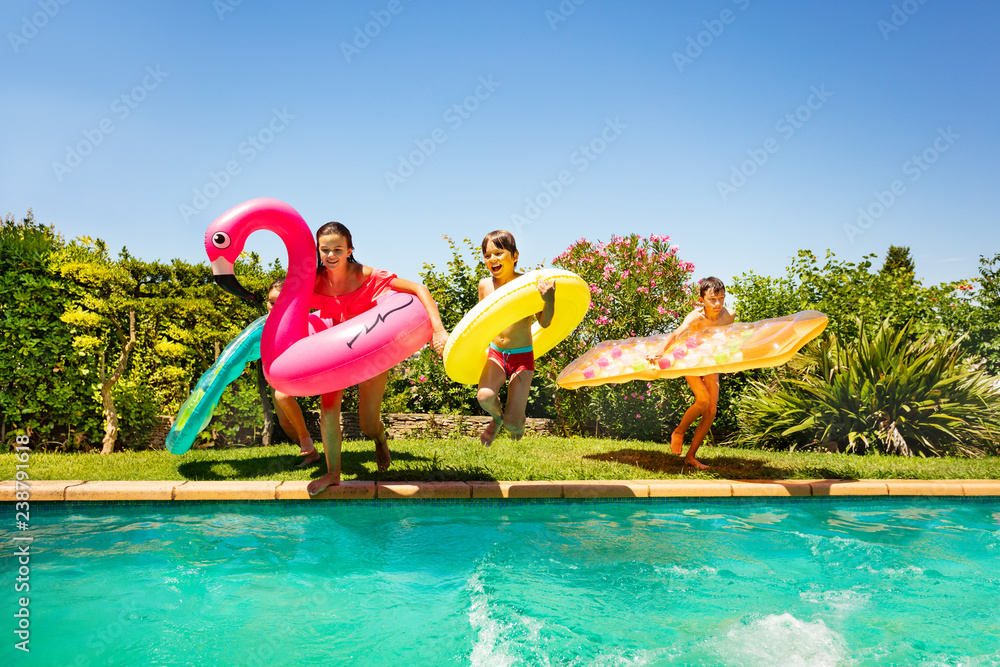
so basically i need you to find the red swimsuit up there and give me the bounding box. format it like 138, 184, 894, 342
309, 268, 398, 327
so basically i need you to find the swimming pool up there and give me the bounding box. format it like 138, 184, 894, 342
3, 497, 999, 666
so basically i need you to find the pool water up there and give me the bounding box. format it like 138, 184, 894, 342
4, 498, 1000, 666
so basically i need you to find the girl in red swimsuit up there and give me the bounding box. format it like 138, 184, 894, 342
306, 222, 449, 496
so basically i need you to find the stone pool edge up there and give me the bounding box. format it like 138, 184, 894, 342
2, 479, 999, 501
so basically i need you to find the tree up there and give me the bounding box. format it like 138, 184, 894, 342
881, 244, 915, 280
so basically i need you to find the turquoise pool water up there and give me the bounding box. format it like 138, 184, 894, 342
3, 498, 999, 666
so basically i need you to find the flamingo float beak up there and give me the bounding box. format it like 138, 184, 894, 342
210, 257, 261, 304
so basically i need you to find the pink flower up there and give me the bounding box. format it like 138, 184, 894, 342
657, 305, 666, 315
635, 413, 641, 418
418, 375, 427, 382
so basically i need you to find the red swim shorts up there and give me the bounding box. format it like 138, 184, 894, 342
487, 343, 535, 379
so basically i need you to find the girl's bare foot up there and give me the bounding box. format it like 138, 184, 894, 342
307, 472, 341, 496
685, 457, 709, 470
296, 448, 321, 469
374, 437, 391, 472
481, 418, 502, 446
670, 430, 684, 455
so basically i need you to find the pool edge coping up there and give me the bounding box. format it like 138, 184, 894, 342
3, 479, 1000, 501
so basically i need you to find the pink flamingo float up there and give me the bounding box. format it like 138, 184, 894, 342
205, 198, 432, 396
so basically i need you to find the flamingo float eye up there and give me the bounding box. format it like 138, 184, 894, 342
212, 232, 232, 249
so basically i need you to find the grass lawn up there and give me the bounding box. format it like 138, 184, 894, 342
11, 435, 1000, 482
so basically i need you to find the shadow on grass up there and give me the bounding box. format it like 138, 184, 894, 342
178, 449, 497, 482
584, 448, 837, 480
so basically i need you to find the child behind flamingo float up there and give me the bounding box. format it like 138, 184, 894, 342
265, 277, 319, 468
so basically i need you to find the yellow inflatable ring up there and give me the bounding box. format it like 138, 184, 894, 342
443, 269, 590, 385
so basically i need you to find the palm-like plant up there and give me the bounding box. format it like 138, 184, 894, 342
737, 320, 1000, 457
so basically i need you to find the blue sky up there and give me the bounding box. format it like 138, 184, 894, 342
3, 1, 998, 291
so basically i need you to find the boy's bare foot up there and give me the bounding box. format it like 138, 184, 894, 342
481, 418, 502, 447
670, 430, 684, 455
296, 448, 321, 468
503, 421, 525, 441
685, 457, 709, 470
375, 437, 391, 472
307, 472, 341, 496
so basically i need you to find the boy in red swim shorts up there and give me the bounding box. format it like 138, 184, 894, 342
647, 276, 735, 470
476, 230, 555, 446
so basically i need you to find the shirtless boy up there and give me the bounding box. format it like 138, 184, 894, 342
476, 230, 555, 446
649, 276, 735, 469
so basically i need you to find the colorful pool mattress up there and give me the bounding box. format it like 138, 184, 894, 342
556, 310, 828, 389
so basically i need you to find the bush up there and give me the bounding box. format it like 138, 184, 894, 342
0, 212, 104, 448
736, 319, 1000, 457
951, 254, 1000, 375
211, 372, 266, 446
390, 347, 479, 415
110, 373, 159, 449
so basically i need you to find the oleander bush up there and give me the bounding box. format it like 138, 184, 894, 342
736, 319, 1000, 457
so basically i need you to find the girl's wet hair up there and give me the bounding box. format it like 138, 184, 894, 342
482, 229, 518, 257
316, 221, 358, 271
699, 276, 725, 297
